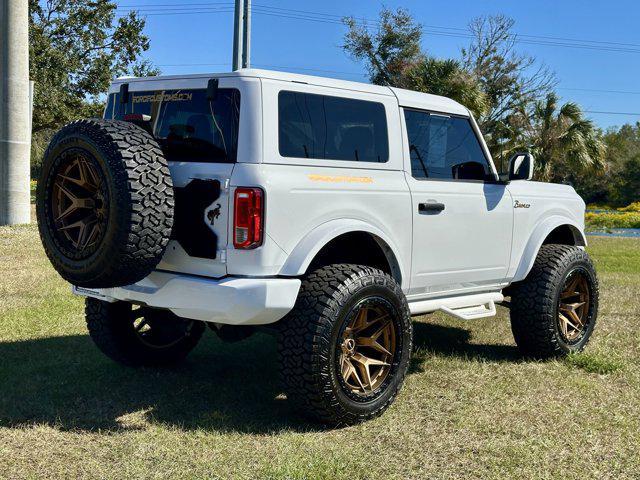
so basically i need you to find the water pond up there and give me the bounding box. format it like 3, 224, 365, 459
586, 229, 640, 238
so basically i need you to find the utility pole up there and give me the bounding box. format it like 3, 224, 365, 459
0, 0, 31, 225
232, 0, 251, 70
232, 0, 244, 71
242, 0, 251, 69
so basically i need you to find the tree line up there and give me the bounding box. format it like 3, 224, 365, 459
28, 0, 157, 174
343, 8, 638, 207
28, 2, 638, 207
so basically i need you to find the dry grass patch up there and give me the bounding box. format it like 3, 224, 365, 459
0, 228, 639, 479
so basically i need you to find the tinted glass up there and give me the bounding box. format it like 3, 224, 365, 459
404, 110, 491, 181
278, 91, 389, 163
104, 88, 240, 163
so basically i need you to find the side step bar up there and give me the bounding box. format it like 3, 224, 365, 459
440, 301, 497, 320
408, 292, 503, 321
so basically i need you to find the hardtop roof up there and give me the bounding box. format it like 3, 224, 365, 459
111, 68, 469, 116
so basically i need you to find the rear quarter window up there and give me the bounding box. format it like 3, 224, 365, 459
278, 91, 389, 163
104, 88, 240, 163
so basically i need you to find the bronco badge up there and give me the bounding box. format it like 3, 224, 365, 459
514, 200, 531, 209
207, 203, 222, 225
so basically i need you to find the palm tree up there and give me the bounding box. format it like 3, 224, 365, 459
342, 8, 488, 118
513, 93, 605, 182
404, 58, 489, 118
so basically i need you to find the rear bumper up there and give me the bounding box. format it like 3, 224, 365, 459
73, 272, 301, 326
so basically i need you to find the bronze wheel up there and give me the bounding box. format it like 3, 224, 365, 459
50, 150, 107, 258
558, 270, 591, 343
339, 302, 397, 395
278, 264, 412, 426
36, 119, 174, 288
510, 245, 599, 358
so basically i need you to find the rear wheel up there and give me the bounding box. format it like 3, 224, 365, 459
86, 298, 205, 367
510, 245, 599, 358
277, 264, 412, 426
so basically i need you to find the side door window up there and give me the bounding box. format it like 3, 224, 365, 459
404, 109, 492, 181
402, 108, 511, 296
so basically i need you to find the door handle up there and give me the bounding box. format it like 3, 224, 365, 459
418, 202, 445, 213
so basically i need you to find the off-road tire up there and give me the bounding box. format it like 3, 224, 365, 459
510, 244, 599, 358
86, 298, 205, 367
277, 264, 413, 426
37, 119, 174, 288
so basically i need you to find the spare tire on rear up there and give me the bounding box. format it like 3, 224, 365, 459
36, 119, 174, 288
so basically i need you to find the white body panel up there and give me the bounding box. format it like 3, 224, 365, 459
74, 273, 301, 325
77, 69, 588, 325
506, 180, 587, 282
405, 175, 513, 298
156, 162, 233, 278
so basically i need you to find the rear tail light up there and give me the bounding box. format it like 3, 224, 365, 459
233, 187, 264, 249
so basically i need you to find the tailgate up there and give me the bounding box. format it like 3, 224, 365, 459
157, 162, 233, 278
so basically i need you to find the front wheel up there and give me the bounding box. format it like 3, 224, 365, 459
277, 264, 413, 426
86, 298, 205, 367
510, 244, 599, 358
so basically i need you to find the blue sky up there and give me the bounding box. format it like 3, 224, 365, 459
115, 0, 640, 130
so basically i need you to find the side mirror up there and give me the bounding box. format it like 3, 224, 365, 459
508, 152, 534, 181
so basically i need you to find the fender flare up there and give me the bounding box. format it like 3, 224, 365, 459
512, 216, 587, 282
278, 218, 407, 286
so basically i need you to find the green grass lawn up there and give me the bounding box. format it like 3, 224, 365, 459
1, 224, 639, 479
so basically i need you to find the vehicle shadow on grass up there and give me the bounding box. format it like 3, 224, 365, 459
0, 321, 520, 434
0, 331, 320, 434
409, 321, 521, 372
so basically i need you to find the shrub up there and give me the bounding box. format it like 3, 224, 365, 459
618, 202, 640, 213
585, 211, 640, 229
30, 129, 55, 179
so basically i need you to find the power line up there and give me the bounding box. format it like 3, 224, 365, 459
157, 62, 229, 66
115, 2, 640, 54
154, 61, 640, 99
156, 61, 367, 77
583, 110, 640, 116
117, 0, 640, 54
120, 4, 640, 54
559, 87, 640, 96
116, 2, 640, 117
117, 8, 234, 17
153, 61, 640, 94
151, 62, 640, 116
115, 1, 233, 5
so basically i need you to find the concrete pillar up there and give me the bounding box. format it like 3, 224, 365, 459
0, 0, 31, 225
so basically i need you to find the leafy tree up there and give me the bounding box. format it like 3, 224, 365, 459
342, 8, 488, 117
343, 9, 422, 88
592, 123, 640, 206
403, 58, 488, 117
462, 14, 556, 160
29, 0, 158, 176
512, 92, 605, 183
29, 0, 157, 134
342, 7, 608, 188
612, 154, 640, 206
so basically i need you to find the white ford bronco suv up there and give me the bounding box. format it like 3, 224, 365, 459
36, 69, 598, 426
